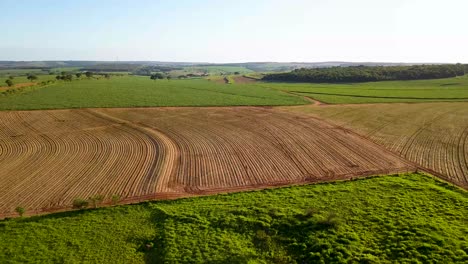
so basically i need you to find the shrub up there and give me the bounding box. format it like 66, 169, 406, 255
111, 194, 121, 205
89, 195, 104, 208
5, 79, 13, 87
15, 206, 25, 217
72, 198, 89, 209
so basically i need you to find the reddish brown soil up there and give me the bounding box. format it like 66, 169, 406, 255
0, 82, 36, 91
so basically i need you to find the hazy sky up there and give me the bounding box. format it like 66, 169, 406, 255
1, 0, 467, 63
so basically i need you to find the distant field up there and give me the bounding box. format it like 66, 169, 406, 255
181, 65, 253, 75
1, 173, 466, 263
0, 68, 47, 77
49, 67, 82, 72
261, 75, 468, 103
0, 76, 306, 110
283, 102, 468, 188
0, 107, 412, 216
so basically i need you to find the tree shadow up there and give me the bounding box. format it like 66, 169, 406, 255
13, 208, 94, 223
142, 207, 169, 264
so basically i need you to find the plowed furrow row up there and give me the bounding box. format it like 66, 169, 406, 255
0, 109, 170, 214
289, 103, 468, 188
0, 106, 414, 217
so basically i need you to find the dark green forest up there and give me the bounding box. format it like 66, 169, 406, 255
263, 64, 467, 83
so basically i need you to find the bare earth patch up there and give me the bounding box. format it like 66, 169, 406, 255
0, 82, 36, 91
232, 76, 257, 84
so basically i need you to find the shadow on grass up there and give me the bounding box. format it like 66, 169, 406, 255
143, 207, 169, 264
12, 208, 94, 223
439, 83, 460, 86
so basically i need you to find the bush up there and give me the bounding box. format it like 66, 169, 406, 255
111, 194, 121, 205
89, 195, 104, 208
72, 198, 89, 209
15, 206, 25, 217
5, 79, 13, 87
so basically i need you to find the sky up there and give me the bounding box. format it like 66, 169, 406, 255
1, 0, 467, 63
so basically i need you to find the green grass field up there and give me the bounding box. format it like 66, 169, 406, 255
260, 75, 468, 103
1, 173, 466, 263
0, 76, 306, 110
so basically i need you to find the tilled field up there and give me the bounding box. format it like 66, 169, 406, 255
0, 107, 414, 217
283, 102, 468, 188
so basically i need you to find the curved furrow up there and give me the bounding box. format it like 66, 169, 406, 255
86, 109, 178, 194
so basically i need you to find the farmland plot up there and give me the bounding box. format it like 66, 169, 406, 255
0, 107, 413, 217
283, 102, 468, 188
0, 110, 173, 216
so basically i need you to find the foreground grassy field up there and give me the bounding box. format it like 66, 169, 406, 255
1, 173, 466, 263
283, 102, 468, 188
0, 76, 306, 110
262, 75, 468, 103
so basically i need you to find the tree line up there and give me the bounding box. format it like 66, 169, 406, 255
262, 64, 467, 83
4, 74, 38, 87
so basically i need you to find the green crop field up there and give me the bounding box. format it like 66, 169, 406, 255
259, 75, 468, 104
1, 173, 466, 263
0, 74, 56, 86
0, 76, 306, 110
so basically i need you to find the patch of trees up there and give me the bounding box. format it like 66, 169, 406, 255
72, 194, 120, 210
133, 66, 182, 76
5, 79, 13, 87
263, 64, 467, 83
150, 73, 165, 80
56, 72, 74, 81
26, 74, 38, 81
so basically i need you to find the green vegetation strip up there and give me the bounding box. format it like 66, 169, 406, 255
294, 91, 468, 100
263, 64, 467, 83
1, 173, 467, 263
0, 76, 306, 110
261, 75, 468, 104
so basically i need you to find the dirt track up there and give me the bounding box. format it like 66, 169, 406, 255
0, 107, 415, 217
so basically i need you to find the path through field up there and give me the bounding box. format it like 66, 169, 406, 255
0, 107, 414, 217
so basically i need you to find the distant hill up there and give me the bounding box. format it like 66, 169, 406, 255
0, 60, 451, 73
